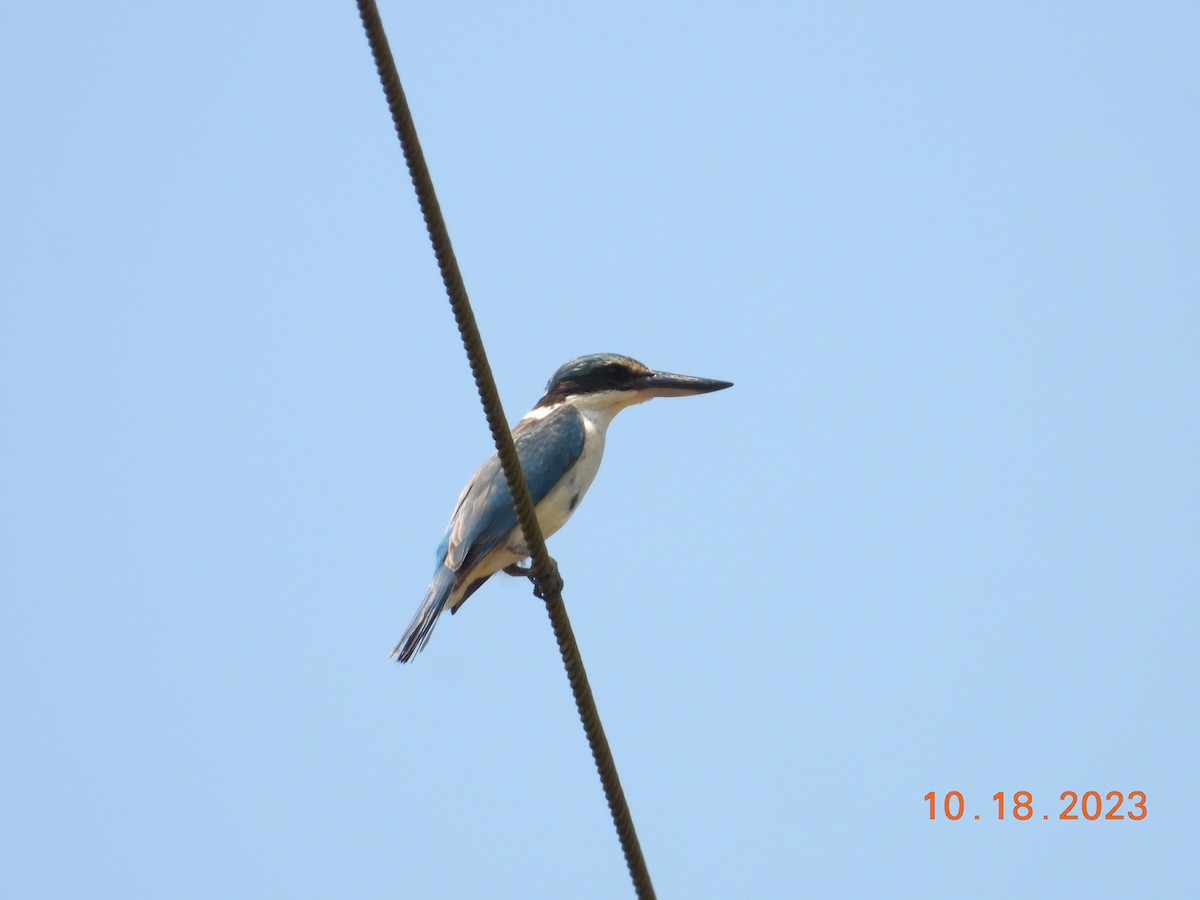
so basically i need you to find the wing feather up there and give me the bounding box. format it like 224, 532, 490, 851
438, 406, 585, 578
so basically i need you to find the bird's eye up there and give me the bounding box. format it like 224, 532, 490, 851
601, 364, 628, 385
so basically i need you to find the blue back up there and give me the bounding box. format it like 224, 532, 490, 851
436, 405, 586, 579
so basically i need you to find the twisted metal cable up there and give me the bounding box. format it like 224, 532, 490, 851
354, 3, 654, 897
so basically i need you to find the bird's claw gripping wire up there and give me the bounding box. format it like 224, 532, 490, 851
504, 557, 564, 600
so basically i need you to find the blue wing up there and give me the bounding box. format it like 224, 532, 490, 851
437, 405, 586, 581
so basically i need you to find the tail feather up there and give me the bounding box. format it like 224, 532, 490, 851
392, 566, 456, 663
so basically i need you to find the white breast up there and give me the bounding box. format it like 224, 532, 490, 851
506, 400, 629, 554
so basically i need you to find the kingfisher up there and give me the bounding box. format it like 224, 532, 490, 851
392, 353, 732, 662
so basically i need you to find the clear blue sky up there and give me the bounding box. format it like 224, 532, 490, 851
3, 2, 1197, 897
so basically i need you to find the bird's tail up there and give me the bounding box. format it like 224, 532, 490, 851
391, 566, 456, 663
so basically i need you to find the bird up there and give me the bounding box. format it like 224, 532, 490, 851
392, 353, 732, 662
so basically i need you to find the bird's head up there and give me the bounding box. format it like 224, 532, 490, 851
536, 353, 732, 413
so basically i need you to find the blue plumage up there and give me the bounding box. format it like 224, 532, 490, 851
393, 406, 585, 661
392, 353, 732, 662
441, 405, 585, 577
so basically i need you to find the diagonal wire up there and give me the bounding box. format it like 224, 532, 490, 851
353, 3, 655, 897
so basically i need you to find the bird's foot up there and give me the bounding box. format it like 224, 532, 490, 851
504, 557, 563, 600
532, 557, 564, 599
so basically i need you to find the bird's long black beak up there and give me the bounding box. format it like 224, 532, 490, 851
634, 369, 733, 398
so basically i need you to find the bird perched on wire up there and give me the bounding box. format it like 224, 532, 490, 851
392, 353, 732, 662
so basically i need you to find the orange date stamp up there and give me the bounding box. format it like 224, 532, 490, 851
925, 790, 1147, 821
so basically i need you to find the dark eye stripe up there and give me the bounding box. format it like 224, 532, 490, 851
599, 365, 633, 387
